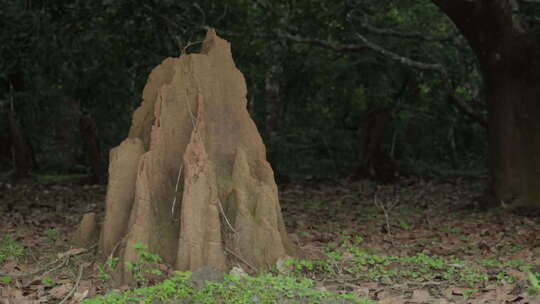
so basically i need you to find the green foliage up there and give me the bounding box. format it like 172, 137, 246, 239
97, 256, 119, 284
0, 0, 487, 180
84, 271, 372, 304
35, 174, 87, 184
528, 271, 540, 296
0, 276, 12, 284
125, 242, 163, 286
41, 277, 55, 287
438, 227, 463, 234
44, 228, 59, 241
0, 236, 24, 265
399, 219, 411, 230
287, 241, 537, 289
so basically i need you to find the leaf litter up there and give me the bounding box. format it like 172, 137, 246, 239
0, 177, 539, 303
280, 177, 540, 303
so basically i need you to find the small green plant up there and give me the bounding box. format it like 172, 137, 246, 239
0, 276, 12, 284
45, 228, 59, 241
353, 236, 365, 244
462, 288, 477, 299
438, 227, 462, 234
0, 236, 24, 264
41, 277, 55, 287
528, 271, 540, 296
287, 258, 315, 273
125, 242, 162, 285
36, 174, 87, 184
84, 271, 373, 304
97, 256, 119, 283
288, 244, 498, 287
399, 219, 411, 230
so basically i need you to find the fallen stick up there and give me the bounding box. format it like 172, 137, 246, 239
59, 263, 86, 304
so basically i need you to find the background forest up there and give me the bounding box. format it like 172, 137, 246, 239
0, 0, 488, 183
3, 1, 540, 304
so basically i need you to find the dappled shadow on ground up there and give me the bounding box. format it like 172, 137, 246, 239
0, 177, 539, 303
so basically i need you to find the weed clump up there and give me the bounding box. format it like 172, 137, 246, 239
0, 236, 24, 265
84, 271, 372, 304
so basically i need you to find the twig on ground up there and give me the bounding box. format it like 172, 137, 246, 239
42, 255, 70, 277
58, 263, 86, 304
373, 194, 399, 235
0, 245, 93, 278
0, 258, 63, 278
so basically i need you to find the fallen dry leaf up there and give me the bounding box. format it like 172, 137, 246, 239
57, 248, 87, 259
70, 289, 89, 303
49, 283, 73, 299
411, 289, 431, 303
352, 286, 370, 298
379, 295, 406, 304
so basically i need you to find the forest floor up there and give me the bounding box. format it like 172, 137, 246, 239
0, 176, 539, 303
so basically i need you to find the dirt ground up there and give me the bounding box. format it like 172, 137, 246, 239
0, 177, 539, 303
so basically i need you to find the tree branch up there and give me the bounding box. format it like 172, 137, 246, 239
354, 32, 486, 127
278, 33, 368, 52
205, 26, 487, 127
355, 33, 443, 71
205, 26, 369, 53
354, 14, 459, 42
447, 93, 487, 128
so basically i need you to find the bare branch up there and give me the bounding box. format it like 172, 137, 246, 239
192, 3, 206, 26
215, 4, 228, 24
354, 32, 486, 127
205, 26, 368, 53
354, 15, 458, 42
355, 33, 443, 71
58, 263, 86, 304
447, 94, 487, 127
203, 25, 487, 127
278, 33, 368, 52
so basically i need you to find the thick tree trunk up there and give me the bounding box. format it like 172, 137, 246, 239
433, 0, 540, 207
486, 72, 540, 208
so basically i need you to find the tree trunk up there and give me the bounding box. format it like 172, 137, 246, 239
264, 62, 285, 180
7, 108, 34, 178
98, 30, 296, 285
53, 99, 81, 171
264, 64, 282, 140
0, 134, 13, 169
355, 109, 397, 183
80, 114, 104, 184
433, 0, 540, 208
485, 70, 540, 208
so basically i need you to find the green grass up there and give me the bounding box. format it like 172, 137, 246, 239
0, 236, 24, 265
45, 228, 59, 241
0, 276, 13, 284
35, 174, 87, 184
84, 272, 372, 304
41, 277, 55, 287
288, 243, 538, 288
